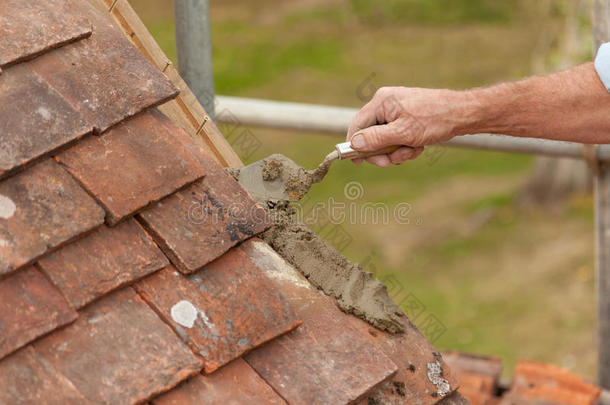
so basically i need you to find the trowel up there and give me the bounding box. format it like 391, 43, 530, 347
238, 141, 401, 202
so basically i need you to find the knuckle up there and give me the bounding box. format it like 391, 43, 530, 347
375, 86, 394, 100
368, 127, 385, 147
374, 87, 387, 97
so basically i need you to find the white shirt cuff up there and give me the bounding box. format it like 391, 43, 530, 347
595, 43, 610, 92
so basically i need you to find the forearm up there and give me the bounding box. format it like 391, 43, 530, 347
455, 63, 610, 144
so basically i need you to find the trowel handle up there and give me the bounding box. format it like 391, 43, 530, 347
335, 142, 402, 160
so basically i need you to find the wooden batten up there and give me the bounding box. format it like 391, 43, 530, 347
90, 0, 243, 168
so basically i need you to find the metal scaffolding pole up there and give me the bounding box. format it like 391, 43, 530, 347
174, 0, 215, 119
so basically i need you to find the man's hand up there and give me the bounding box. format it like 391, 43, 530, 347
346, 87, 467, 167
347, 63, 610, 167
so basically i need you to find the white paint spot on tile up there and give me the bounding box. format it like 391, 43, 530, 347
0, 195, 16, 219
171, 300, 198, 328
37, 106, 51, 121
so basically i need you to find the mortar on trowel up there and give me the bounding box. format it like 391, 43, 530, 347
238, 142, 401, 202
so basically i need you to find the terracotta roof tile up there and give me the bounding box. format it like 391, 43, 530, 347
348, 316, 459, 404
442, 352, 503, 382
38, 219, 169, 309
135, 248, 301, 373
241, 239, 398, 404
152, 358, 287, 405
503, 360, 601, 405
0, 0, 92, 68
439, 391, 474, 405
31, 287, 203, 404
0, 346, 88, 404
0, 159, 105, 276
442, 352, 503, 405
452, 373, 495, 405
57, 110, 206, 225
340, 302, 459, 404
29, 1, 177, 133
0, 266, 77, 361
0, 63, 91, 179
139, 153, 271, 274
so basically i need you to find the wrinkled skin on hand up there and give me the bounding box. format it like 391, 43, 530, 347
346, 86, 464, 167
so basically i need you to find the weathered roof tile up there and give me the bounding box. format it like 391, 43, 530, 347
0, 159, 105, 276
29, 1, 178, 133
0, 346, 89, 405
0, 0, 92, 68
32, 287, 203, 404
38, 219, 169, 309
0, 63, 91, 179
139, 151, 271, 274
152, 358, 286, 405
242, 239, 398, 404
57, 110, 206, 225
504, 360, 601, 405
135, 248, 301, 373
349, 317, 460, 405
438, 391, 474, 405
0, 266, 77, 361
442, 352, 503, 405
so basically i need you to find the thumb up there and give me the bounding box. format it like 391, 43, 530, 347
350, 121, 406, 152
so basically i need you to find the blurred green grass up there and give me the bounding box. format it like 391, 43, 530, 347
350, 0, 514, 25
130, 0, 596, 379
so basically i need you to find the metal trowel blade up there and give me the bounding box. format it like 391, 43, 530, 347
238, 160, 295, 202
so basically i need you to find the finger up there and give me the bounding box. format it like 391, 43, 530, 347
347, 98, 381, 140
351, 158, 364, 165
350, 119, 409, 152
364, 154, 391, 167
389, 146, 424, 164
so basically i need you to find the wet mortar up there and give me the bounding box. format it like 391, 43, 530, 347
260, 152, 337, 201
227, 153, 406, 334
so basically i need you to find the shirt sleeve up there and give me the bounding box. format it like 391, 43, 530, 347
595, 43, 610, 92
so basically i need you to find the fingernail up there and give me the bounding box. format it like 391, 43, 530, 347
351, 134, 365, 149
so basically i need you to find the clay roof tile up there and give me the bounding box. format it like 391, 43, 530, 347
0, 159, 105, 276
152, 358, 287, 405
56, 109, 206, 225
28, 1, 177, 133
38, 218, 169, 309
134, 253, 302, 373
0, 266, 77, 361
0, 0, 92, 68
29, 288, 203, 404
